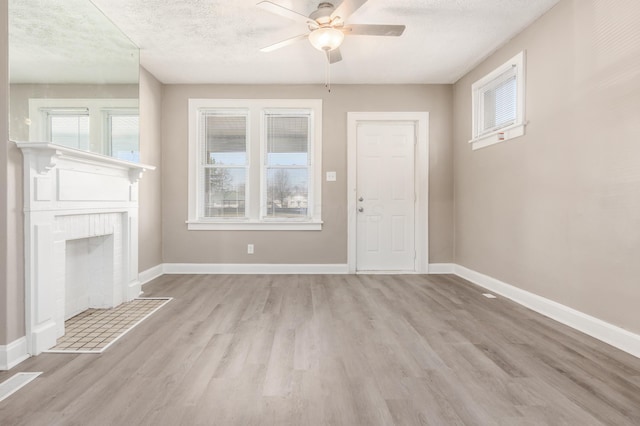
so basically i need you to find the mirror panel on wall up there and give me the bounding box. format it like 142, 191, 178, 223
9, 0, 140, 162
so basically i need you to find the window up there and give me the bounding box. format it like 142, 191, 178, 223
29, 98, 139, 161
202, 110, 248, 219
470, 51, 526, 150
188, 99, 322, 230
264, 111, 311, 219
46, 109, 90, 150
108, 112, 140, 162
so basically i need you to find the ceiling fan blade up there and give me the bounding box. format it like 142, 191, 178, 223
344, 24, 406, 36
257, 1, 312, 25
332, 0, 368, 21
260, 33, 309, 52
327, 48, 343, 64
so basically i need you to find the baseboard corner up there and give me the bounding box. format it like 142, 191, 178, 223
428, 263, 455, 274
139, 264, 165, 286
0, 337, 30, 371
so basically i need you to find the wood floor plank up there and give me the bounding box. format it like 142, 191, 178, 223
1, 273, 640, 425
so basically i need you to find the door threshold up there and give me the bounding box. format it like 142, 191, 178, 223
356, 270, 419, 275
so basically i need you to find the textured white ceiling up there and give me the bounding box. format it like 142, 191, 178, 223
13, 0, 561, 85
9, 0, 139, 84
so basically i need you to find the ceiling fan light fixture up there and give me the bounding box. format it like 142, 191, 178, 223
308, 27, 344, 51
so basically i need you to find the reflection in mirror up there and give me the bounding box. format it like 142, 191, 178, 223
9, 0, 140, 161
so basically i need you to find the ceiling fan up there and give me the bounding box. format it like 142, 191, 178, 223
258, 0, 406, 64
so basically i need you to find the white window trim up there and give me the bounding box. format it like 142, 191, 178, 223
187, 99, 323, 231
28, 98, 139, 155
470, 51, 526, 150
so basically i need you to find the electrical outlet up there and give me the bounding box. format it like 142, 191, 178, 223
326, 171, 337, 182
247, 244, 254, 254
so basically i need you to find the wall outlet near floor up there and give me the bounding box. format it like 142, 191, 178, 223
247, 244, 254, 254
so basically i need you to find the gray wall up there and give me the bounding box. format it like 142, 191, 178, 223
453, 0, 640, 334
138, 67, 163, 271
162, 84, 454, 264
1, 0, 9, 345
0, 0, 23, 345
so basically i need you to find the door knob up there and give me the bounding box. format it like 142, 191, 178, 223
358, 197, 364, 202
358, 207, 364, 212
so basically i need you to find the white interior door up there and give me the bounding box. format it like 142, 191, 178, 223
356, 122, 416, 271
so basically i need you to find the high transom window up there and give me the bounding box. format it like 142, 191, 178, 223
470, 51, 526, 150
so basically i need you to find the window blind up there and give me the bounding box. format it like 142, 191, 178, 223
204, 114, 247, 165
482, 72, 517, 133
110, 115, 139, 162
265, 115, 309, 166
50, 114, 90, 149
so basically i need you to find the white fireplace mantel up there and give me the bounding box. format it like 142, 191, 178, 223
17, 141, 152, 180
15, 141, 155, 355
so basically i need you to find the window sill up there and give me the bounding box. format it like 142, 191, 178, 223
469, 122, 526, 150
186, 220, 323, 231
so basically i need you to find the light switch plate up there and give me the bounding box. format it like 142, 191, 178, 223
326, 171, 337, 182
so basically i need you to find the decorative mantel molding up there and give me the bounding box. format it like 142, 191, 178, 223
22, 145, 62, 174
15, 142, 154, 183
15, 141, 156, 356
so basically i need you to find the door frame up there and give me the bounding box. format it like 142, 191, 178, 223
347, 112, 429, 274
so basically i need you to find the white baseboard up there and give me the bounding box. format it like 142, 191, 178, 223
428, 263, 455, 274
453, 264, 640, 359
139, 264, 165, 286
163, 263, 350, 275
0, 337, 29, 371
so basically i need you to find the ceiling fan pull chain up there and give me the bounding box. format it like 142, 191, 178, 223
325, 55, 327, 88
328, 58, 332, 92
325, 51, 331, 92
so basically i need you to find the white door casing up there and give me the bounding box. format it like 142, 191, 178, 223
356, 122, 416, 271
347, 112, 429, 274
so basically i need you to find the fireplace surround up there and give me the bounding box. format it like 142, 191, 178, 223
16, 142, 153, 355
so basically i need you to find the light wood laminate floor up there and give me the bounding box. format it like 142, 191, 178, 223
1, 274, 639, 425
